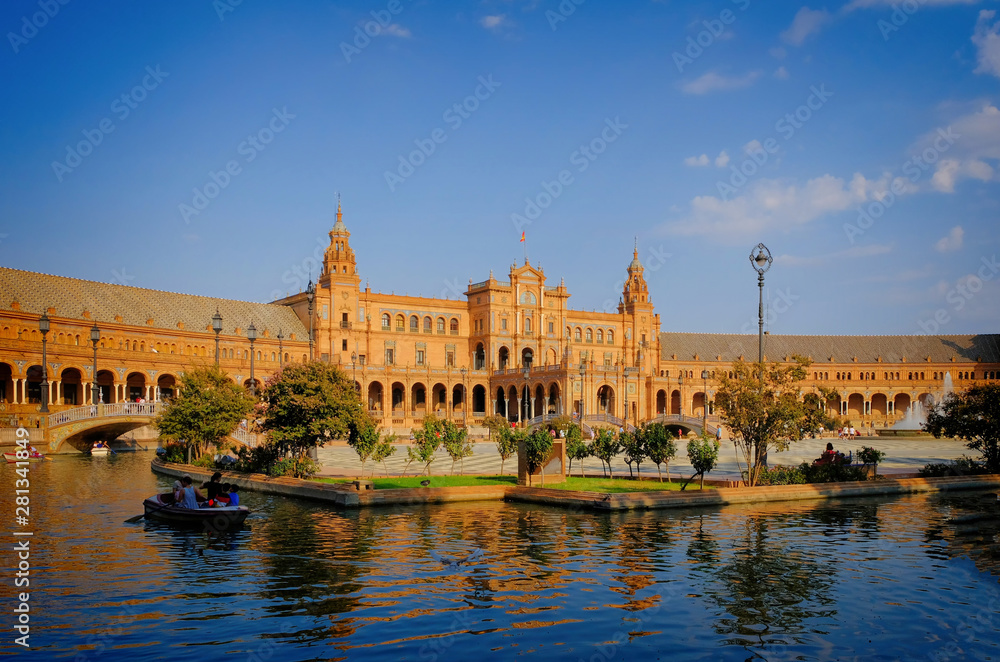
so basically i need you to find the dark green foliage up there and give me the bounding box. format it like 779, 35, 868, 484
154, 365, 256, 462
755, 464, 808, 485
918, 456, 989, 477
260, 361, 372, 477
925, 383, 1000, 473
800, 461, 869, 483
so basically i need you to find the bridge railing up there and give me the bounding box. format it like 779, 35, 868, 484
228, 425, 263, 448
48, 402, 163, 426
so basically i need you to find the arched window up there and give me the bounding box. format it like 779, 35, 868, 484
596, 329, 603, 343
410, 315, 419, 332
437, 317, 446, 333
423, 316, 432, 332
449, 318, 459, 334
271, 352, 275, 361
607, 329, 614, 344
396, 315, 405, 332
585, 328, 593, 343
574, 327, 582, 342
381, 313, 390, 330
524, 317, 532, 333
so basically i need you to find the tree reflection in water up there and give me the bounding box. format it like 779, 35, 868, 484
701, 514, 837, 653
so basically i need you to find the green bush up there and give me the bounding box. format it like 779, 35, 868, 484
801, 461, 869, 483
162, 442, 186, 464
756, 464, 807, 485
233, 443, 284, 475
918, 456, 989, 477
191, 454, 216, 469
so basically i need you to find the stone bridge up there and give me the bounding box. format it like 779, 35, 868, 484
45, 403, 262, 453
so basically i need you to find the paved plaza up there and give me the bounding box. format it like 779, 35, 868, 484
316, 435, 973, 481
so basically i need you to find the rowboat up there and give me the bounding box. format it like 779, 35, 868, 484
90, 443, 111, 456
142, 493, 249, 527
3, 451, 44, 463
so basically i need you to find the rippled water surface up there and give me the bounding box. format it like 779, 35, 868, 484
3, 451, 1000, 661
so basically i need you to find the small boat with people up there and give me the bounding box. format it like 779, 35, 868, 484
3, 446, 45, 463
140, 493, 250, 527
90, 441, 112, 456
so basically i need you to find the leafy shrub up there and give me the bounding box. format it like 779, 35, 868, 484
161, 442, 186, 464
857, 446, 886, 465
233, 443, 284, 475
191, 454, 216, 469
756, 464, 807, 485
918, 456, 989, 477
801, 462, 868, 483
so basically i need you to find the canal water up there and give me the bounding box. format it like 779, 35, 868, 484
2, 451, 1000, 661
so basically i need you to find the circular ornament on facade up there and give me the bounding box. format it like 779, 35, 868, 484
342, 291, 349, 299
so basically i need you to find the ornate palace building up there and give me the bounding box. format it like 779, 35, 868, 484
2, 204, 999, 451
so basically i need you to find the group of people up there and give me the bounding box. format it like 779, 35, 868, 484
172, 472, 240, 509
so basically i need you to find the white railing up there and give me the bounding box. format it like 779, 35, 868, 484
48, 402, 163, 426
228, 425, 263, 448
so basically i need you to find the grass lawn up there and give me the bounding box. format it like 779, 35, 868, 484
311, 475, 518, 489
551, 476, 713, 493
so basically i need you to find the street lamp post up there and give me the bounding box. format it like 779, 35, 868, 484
702, 369, 709, 431
461, 366, 468, 427
579, 363, 586, 421
247, 323, 257, 395
749, 243, 773, 380
351, 351, 358, 395
522, 366, 530, 427
212, 310, 223, 365
277, 329, 284, 368
623, 366, 628, 430
39, 311, 50, 413
90, 323, 100, 405
306, 280, 316, 361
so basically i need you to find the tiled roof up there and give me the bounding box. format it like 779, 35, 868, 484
0, 267, 307, 338
659, 332, 1000, 364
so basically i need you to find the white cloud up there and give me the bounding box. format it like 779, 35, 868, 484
715, 151, 730, 167
684, 154, 710, 167
769, 46, 787, 59
680, 70, 761, 95
480, 15, 508, 30
665, 173, 878, 239
780, 7, 832, 46
913, 104, 1000, 192
743, 139, 764, 154
381, 23, 411, 38
973, 10, 1000, 79
935, 225, 965, 252
774, 66, 789, 79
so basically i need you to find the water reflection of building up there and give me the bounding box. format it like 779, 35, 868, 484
3, 204, 999, 449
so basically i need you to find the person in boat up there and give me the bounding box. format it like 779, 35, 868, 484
213, 484, 231, 507
227, 484, 239, 507
176, 475, 204, 509
203, 472, 225, 504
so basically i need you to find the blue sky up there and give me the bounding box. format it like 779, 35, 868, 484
2, 0, 999, 336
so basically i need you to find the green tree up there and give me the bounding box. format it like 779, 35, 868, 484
441, 420, 474, 475
683, 433, 720, 490
856, 445, 886, 477
260, 361, 371, 477
590, 428, 621, 478
925, 383, 1000, 473
494, 422, 519, 476
715, 357, 811, 487
371, 433, 398, 477
643, 421, 677, 482
411, 414, 445, 476
565, 423, 589, 477
483, 414, 508, 441
619, 428, 646, 478
802, 387, 841, 436
522, 427, 554, 486
154, 365, 255, 463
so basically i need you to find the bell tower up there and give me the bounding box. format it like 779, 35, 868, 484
619, 241, 659, 371
323, 197, 358, 280
622, 242, 650, 309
